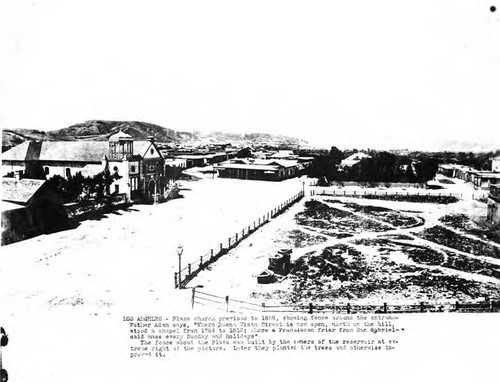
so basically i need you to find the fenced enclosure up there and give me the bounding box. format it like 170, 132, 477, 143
174, 189, 305, 289
192, 289, 500, 314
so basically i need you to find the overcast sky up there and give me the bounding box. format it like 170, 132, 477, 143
1, 0, 499, 150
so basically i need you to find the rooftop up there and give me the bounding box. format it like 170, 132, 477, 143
109, 130, 133, 141
2, 140, 158, 163
2, 178, 47, 204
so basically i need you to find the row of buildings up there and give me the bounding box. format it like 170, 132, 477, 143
437, 156, 500, 190
2, 133, 313, 203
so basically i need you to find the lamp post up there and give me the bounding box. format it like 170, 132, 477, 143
177, 244, 183, 289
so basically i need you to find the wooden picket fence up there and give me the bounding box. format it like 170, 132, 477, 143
174, 189, 305, 289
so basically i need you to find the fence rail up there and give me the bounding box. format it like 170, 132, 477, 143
192, 289, 500, 314
310, 189, 463, 199
174, 189, 305, 289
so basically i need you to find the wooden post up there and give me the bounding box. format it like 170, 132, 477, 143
228, 237, 231, 246
191, 288, 196, 309
200, 256, 203, 268
236, 233, 238, 242
210, 249, 214, 261
420, 302, 425, 312
220, 243, 223, 251
309, 302, 313, 314
455, 301, 460, 311
174, 272, 178, 288
346, 303, 351, 314
225, 296, 229, 313
188, 263, 191, 275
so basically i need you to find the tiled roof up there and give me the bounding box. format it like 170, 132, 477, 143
1, 178, 47, 204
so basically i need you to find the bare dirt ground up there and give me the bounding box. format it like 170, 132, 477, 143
191, 187, 500, 306
0, 176, 306, 317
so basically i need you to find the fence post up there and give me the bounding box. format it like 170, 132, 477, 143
420, 302, 425, 312
210, 249, 214, 261
383, 302, 387, 313
309, 302, 313, 314
225, 296, 229, 313
346, 303, 351, 314
174, 272, 178, 288
220, 243, 223, 252
188, 263, 191, 275
236, 233, 239, 242
191, 288, 196, 309
228, 237, 231, 247
455, 301, 460, 311
200, 256, 203, 268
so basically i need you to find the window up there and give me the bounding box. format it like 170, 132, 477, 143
150, 148, 154, 155
44, 167, 49, 175
131, 165, 136, 172
66, 168, 71, 177
113, 166, 118, 172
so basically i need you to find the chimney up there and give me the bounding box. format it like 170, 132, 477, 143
147, 135, 155, 143
14, 170, 23, 180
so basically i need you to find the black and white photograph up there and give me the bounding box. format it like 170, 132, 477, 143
1, 1, 499, 381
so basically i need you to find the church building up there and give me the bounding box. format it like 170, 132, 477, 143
2, 131, 166, 202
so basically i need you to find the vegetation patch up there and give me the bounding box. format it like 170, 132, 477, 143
295, 200, 391, 235
274, 229, 328, 248
328, 200, 424, 228
416, 226, 500, 259
439, 214, 500, 244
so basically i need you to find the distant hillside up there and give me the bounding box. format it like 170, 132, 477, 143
2, 120, 190, 151
2, 120, 307, 151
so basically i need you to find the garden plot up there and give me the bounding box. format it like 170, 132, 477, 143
294, 200, 391, 238
351, 237, 500, 279
273, 239, 500, 304
439, 213, 500, 244
325, 199, 424, 228
416, 226, 500, 260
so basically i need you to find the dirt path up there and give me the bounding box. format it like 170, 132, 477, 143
311, 197, 500, 284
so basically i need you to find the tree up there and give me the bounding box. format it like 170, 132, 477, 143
414, 158, 439, 183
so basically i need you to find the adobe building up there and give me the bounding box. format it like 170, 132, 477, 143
214, 159, 301, 181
